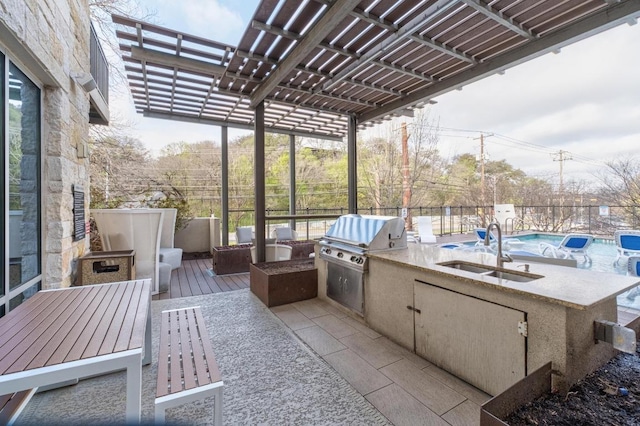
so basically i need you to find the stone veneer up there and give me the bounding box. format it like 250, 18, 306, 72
1, 0, 93, 289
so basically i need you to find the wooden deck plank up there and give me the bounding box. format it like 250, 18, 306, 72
187, 260, 209, 296
184, 261, 204, 296
195, 259, 222, 293
175, 263, 191, 298
151, 258, 251, 300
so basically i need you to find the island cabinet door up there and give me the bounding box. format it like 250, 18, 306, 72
413, 281, 526, 396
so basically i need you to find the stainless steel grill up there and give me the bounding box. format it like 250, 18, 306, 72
319, 214, 407, 314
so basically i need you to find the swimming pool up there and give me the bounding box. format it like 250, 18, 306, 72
462, 233, 640, 310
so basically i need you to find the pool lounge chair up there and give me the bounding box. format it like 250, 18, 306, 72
416, 216, 437, 244
473, 228, 523, 251
613, 230, 640, 267
625, 256, 640, 299
539, 233, 593, 264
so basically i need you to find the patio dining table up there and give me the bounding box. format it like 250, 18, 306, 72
0, 279, 152, 423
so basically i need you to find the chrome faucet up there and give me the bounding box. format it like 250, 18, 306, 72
484, 222, 513, 268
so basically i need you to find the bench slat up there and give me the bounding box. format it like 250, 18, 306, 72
193, 308, 221, 385
179, 309, 197, 391
169, 309, 183, 395
185, 308, 205, 389
156, 311, 171, 398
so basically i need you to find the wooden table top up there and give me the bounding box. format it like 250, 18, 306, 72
0, 280, 151, 376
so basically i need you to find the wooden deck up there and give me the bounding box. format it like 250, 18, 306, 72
153, 258, 249, 301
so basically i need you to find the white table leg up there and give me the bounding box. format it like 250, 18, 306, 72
126, 355, 143, 424
214, 387, 223, 426
143, 301, 152, 366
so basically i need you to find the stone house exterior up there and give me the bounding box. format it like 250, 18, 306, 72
0, 0, 108, 316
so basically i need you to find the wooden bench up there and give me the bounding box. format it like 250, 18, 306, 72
155, 307, 223, 424
0, 389, 37, 425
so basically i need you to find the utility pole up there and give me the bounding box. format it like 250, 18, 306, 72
474, 133, 492, 224
401, 122, 412, 230
552, 150, 572, 206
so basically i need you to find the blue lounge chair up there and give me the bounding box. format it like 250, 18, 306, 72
473, 228, 523, 251
613, 230, 640, 267
625, 256, 640, 299
539, 234, 593, 264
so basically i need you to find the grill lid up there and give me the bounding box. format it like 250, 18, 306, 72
322, 214, 407, 251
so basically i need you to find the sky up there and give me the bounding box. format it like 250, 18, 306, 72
112, 0, 640, 187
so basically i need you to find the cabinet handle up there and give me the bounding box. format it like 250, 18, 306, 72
406, 305, 421, 314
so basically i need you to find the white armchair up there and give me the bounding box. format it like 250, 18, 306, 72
158, 208, 183, 270
271, 226, 298, 241
250, 244, 293, 263
92, 208, 171, 294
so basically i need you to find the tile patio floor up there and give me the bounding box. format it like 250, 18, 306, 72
271, 297, 492, 426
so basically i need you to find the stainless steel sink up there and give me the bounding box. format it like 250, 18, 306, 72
437, 261, 495, 274
482, 270, 543, 282
437, 261, 543, 282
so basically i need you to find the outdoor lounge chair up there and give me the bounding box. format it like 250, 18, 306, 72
625, 256, 640, 300
539, 233, 593, 264
416, 216, 437, 244
473, 228, 523, 251
613, 230, 640, 267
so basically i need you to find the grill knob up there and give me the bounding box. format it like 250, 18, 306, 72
337, 252, 343, 258
350, 256, 357, 262
325, 249, 331, 255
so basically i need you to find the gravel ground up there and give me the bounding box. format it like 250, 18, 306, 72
506, 339, 640, 426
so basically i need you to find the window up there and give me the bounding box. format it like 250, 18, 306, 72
1, 53, 42, 316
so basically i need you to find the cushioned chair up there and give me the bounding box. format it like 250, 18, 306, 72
158, 208, 183, 270
92, 209, 170, 294
250, 244, 293, 263
271, 226, 298, 241
539, 233, 593, 265
236, 226, 254, 244
613, 230, 640, 267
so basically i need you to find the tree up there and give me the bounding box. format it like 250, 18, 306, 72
598, 159, 640, 227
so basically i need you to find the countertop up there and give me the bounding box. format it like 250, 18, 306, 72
368, 244, 640, 310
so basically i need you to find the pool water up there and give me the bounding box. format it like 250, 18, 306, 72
463, 233, 640, 310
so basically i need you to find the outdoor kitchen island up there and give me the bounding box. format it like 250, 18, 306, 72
315, 243, 640, 396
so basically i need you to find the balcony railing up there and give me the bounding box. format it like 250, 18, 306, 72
90, 23, 108, 104
227, 205, 640, 241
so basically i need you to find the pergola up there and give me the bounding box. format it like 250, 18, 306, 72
113, 0, 640, 261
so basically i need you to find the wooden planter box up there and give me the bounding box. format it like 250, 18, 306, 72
250, 258, 317, 307
212, 244, 252, 275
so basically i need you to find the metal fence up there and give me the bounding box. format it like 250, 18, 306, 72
229, 205, 640, 241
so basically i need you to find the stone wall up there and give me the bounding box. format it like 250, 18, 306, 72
1, 0, 93, 289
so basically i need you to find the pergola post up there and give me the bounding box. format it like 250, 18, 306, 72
289, 134, 296, 230
348, 114, 357, 214
254, 101, 266, 262
221, 126, 229, 245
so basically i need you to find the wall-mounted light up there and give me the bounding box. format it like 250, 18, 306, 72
72, 72, 97, 93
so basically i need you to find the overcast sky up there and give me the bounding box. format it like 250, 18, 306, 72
114, 0, 640, 187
